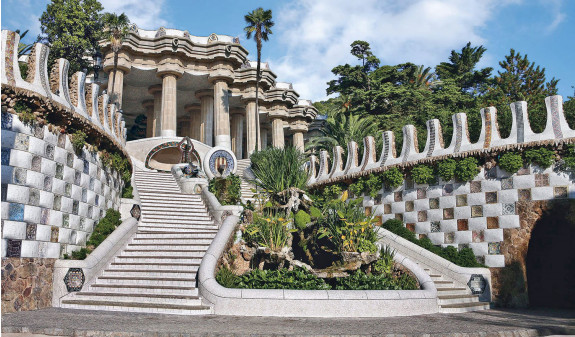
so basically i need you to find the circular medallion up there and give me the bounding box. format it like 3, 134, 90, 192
203, 147, 237, 179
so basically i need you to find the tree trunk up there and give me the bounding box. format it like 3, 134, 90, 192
255, 29, 262, 151
111, 51, 118, 106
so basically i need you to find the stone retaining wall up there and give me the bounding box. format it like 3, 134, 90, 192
1, 257, 55, 313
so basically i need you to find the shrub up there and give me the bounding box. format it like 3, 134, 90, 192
250, 146, 308, 194
372, 246, 395, 276
121, 184, 133, 198
349, 178, 365, 196
364, 174, 383, 198
216, 266, 240, 288
524, 148, 555, 168
381, 219, 416, 242
335, 270, 418, 290
209, 174, 242, 205
357, 238, 378, 253
382, 167, 404, 188
69, 130, 87, 154
411, 165, 434, 185
244, 214, 295, 251
13, 100, 36, 125
87, 209, 122, 249
498, 152, 523, 174
437, 158, 456, 181
237, 268, 331, 290
455, 157, 480, 181
309, 206, 322, 219
294, 210, 311, 230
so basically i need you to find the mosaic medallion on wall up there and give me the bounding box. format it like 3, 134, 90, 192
203, 146, 237, 179
467, 274, 487, 295
64, 268, 85, 292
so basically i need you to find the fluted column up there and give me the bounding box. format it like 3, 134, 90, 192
261, 128, 268, 150
142, 99, 154, 138
107, 68, 127, 107
159, 73, 178, 137
231, 110, 245, 159
213, 80, 231, 149
185, 104, 201, 140
245, 101, 258, 155
148, 84, 162, 137
196, 90, 214, 146
290, 122, 308, 152
271, 118, 285, 148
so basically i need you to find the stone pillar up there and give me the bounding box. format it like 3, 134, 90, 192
231, 110, 245, 159
213, 80, 231, 149
271, 118, 285, 148
185, 104, 201, 140
290, 122, 308, 152
159, 73, 178, 138
293, 132, 304, 152
148, 84, 162, 137
142, 99, 154, 138
261, 128, 268, 150
107, 68, 126, 107
245, 101, 258, 155
196, 90, 214, 146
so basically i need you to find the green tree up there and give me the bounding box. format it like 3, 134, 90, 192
483, 49, 558, 135
38, 0, 104, 74
244, 7, 274, 150
564, 87, 575, 128
102, 12, 130, 106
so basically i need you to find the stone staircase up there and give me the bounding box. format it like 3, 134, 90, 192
237, 159, 259, 204
60, 170, 216, 315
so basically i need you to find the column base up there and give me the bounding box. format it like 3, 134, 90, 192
215, 135, 232, 150
160, 130, 177, 138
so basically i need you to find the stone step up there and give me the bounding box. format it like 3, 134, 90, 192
138, 191, 202, 198
101, 269, 198, 278
437, 294, 481, 305
142, 209, 210, 216
439, 301, 490, 313
120, 250, 206, 258
71, 292, 202, 306
114, 256, 203, 264
139, 219, 216, 226
110, 262, 200, 270
433, 280, 455, 289
88, 284, 198, 296
94, 276, 195, 287
136, 231, 216, 237
60, 299, 212, 315
131, 237, 214, 245
138, 227, 217, 233
139, 220, 215, 227
435, 287, 470, 296
141, 215, 213, 222
126, 243, 211, 250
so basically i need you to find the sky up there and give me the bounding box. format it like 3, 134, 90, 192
1, 0, 574, 102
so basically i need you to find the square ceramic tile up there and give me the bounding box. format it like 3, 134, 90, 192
405, 201, 414, 212
443, 184, 454, 196
472, 230, 484, 243
405, 178, 414, 190
14, 134, 29, 151
443, 208, 454, 220
485, 191, 498, 204
535, 173, 549, 187
417, 188, 427, 199
456, 194, 467, 207
13, 168, 27, 184
429, 198, 439, 209
457, 219, 469, 231
518, 189, 532, 201
374, 215, 383, 226
50, 226, 59, 242
8, 203, 25, 221
430, 221, 441, 232
6, 239, 21, 257
501, 178, 513, 190
365, 206, 372, 216
66, 153, 74, 167
395, 213, 403, 222
502, 203, 516, 215
2, 111, 13, 130
471, 205, 483, 217
1, 148, 11, 165
31, 156, 42, 172
554, 186, 568, 198
418, 210, 427, 222
487, 217, 499, 229
384, 204, 392, 214
484, 167, 497, 179
488, 242, 501, 254
45, 144, 54, 160
394, 192, 403, 202
57, 134, 66, 148
33, 125, 44, 139
55, 164, 64, 179
444, 232, 455, 244
406, 223, 415, 232
470, 181, 482, 194
25, 223, 37, 240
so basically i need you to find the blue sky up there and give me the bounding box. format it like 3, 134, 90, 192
2, 0, 574, 102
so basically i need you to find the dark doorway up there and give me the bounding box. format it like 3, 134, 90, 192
526, 201, 575, 308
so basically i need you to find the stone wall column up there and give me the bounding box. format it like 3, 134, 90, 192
142, 99, 154, 138
196, 90, 214, 146
261, 128, 268, 150
231, 111, 245, 159
213, 80, 231, 149
290, 122, 308, 153
185, 104, 201, 140
107, 68, 126, 107
148, 84, 162, 137
245, 101, 258, 155
293, 131, 304, 152
271, 118, 285, 148
160, 73, 178, 138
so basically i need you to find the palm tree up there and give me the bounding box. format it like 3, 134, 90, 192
244, 8, 274, 150
102, 12, 130, 106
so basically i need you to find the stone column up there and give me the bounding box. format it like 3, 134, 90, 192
231, 110, 245, 159
293, 132, 304, 152
185, 104, 201, 140
271, 118, 285, 148
213, 80, 231, 149
195, 90, 214, 146
107, 68, 127, 107
148, 84, 162, 137
261, 128, 268, 150
290, 122, 308, 152
142, 99, 154, 138
159, 73, 179, 138
245, 101, 258, 155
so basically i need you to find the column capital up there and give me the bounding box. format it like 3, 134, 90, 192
184, 103, 201, 112
195, 89, 213, 99
148, 84, 162, 95
290, 121, 308, 133
157, 57, 184, 78
208, 71, 234, 85
230, 107, 245, 116
142, 99, 154, 110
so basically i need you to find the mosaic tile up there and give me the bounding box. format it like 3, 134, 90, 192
72, 201, 79, 215
9, 203, 24, 221
89, 178, 95, 190
429, 198, 439, 209
405, 201, 414, 212
28, 188, 40, 206
65, 183, 71, 197
554, 186, 568, 198
518, 189, 532, 201
64, 268, 85, 292
50, 226, 59, 242
418, 210, 428, 222
79, 217, 86, 231
41, 208, 49, 225
485, 191, 498, 204
471, 205, 483, 217
502, 203, 516, 215
31, 155, 42, 172
472, 230, 484, 243
2, 111, 13, 130
406, 223, 415, 232
43, 176, 52, 191
1, 147, 10, 165
484, 167, 497, 179
60, 244, 67, 257
444, 232, 455, 244
487, 217, 499, 229
443, 184, 454, 196
405, 177, 414, 190
394, 192, 403, 202
470, 181, 482, 193
476, 255, 485, 265
6, 239, 21, 257
26, 223, 37, 240
456, 194, 467, 207
14, 134, 30, 151
88, 205, 94, 217
501, 178, 513, 190
57, 133, 66, 148
74, 171, 81, 185
63, 214, 70, 228
395, 213, 403, 222
55, 164, 64, 179
488, 242, 501, 255
417, 188, 427, 199
365, 206, 372, 216
535, 173, 550, 187
457, 219, 469, 231
45, 144, 54, 160
419, 234, 428, 240
1, 184, 7, 201
33, 125, 44, 139
443, 208, 454, 220
66, 153, 74, 167
517, 165, 530, 176
53, 195, 61, 211
431, 221, 441, 232
82, 189, 87, 203
83, 160, 89, 174
14, 168, 27, 184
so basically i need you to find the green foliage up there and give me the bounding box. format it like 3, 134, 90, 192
13, 100, 36, 125
250, 146, 308, 194
244, 214, 295, 251
524, 148, 555, 168
216, 266, 241, 288
381, 219, 416, 242
87, 209, 121, 249
498, 152, 523, 174
294, 210, 311, 230
69, 130, 87, 154
411, 165, 434, 185
382, 167, 404, 188
100, 150, 131, 184
209, 174, 242, 205
121, 184, 133, 198
372, 246, 395, 276
364, 174, 383, 198
437, 158, 457, 181
71, 248, 89, 260
357, 239, 378, 253
321, 184, 343, 200
334, 270, 417, 290
309, 206, 323, 219
455, 157, 479, 181
349, 178, 365, 196
237, 268, 331, 290
38, 0, 105, 74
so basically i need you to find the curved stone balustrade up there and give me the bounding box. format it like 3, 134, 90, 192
1, 30, 128, 150
307, 96, 574, 186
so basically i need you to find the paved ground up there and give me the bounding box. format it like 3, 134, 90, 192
2, 307, 574, 336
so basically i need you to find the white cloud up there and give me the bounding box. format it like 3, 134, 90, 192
542, 0, 566, 32
269, 0, 515, 101
100, 0, 169, 29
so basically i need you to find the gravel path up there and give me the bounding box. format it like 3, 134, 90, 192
2, 307, 574, 336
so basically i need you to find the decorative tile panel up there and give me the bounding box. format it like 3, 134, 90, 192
26, 223, 37, 240
394, 192, 403, 202
406, 223, 415, 232
418, 211, 427, 222
444, 232, 455, 244
535, 173, 549, 187
457, 219, 469, 231
554, 186, 568, 198
470, 181, 482, 193
6, 239, 22, 257
430, 221, 441, 232
395, 213, 403, 221
417, 188, 427, 199
456, 194, 467, 207
443, 184, 454, 196
50, 226, 59, 242
405, 201, 414, 212
8, 203, 25, 221
471, 205, 483, 217
502, 203, 516, 215
429, 198, 439, 209
64, 268, 85, 292
14, 168, 27, 184
485, 191, 498, 204
487, 217, 499, 229
31, 156, 42, 172
14, 134, 30, 151
384, 204, 392, 214
501, 178, 513, 190
518, 189, 532, 201
45, 144, 54, 160
488, 242, 501, 255
472, 230, 484, 243
1, 148, 10, 165
443, 208, 454, 220
2, 111, 13, 130
55, 164, 63, 179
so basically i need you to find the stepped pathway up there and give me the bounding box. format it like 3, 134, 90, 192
60, 170, 216, 315
237, 159, 259, 204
